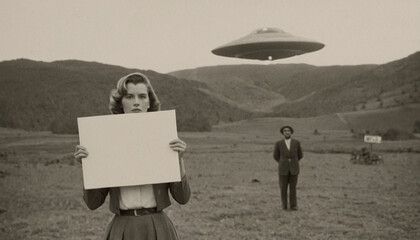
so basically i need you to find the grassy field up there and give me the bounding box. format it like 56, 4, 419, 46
0, 125, 419, 240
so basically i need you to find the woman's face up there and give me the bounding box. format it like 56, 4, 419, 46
122, 83, 150, 114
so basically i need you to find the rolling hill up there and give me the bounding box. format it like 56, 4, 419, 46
1, 52, 419, 135
272, 51, 420, 117
170, 63, 377, 113
0, 59, 251, 133
170, 52, 420, 133
170, 52, 420, 117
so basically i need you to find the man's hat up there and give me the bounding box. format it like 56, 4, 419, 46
280, 125, 294, 134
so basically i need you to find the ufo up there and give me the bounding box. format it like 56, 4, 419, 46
211, 27, 325, 61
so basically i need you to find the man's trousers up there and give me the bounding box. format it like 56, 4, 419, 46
279, 171, 298, 209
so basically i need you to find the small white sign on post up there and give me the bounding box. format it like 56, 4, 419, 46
77, 110, 180, 189
364, 135, 382, 144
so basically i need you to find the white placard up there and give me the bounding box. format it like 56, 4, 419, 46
364, 135, 382, 144
77, 110, 180, 189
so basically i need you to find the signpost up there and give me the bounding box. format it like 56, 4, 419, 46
364, 135, 382, 154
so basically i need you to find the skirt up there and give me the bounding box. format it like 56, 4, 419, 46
105, 211, 179, 240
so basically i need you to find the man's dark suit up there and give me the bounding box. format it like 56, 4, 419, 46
273, 139, 303, 209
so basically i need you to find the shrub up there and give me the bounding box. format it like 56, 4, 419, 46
382, 128, 416, 141
413, 120, 420, 133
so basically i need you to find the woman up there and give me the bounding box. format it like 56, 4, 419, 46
74, 72, 190, 240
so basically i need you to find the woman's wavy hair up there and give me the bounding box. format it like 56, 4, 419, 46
109, 72, 161, 114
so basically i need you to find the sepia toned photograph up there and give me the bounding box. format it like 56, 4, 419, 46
0, 1, 419, 239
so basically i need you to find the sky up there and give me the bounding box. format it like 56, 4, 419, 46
1, 0, 419, 73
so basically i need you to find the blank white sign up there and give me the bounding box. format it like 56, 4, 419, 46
77, 110, 180, 189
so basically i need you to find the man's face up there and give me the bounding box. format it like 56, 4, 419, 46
282, 128, 292, 139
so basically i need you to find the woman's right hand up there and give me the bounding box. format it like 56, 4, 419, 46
74, 145, 89, 164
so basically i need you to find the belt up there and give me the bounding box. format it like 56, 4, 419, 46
120, 207, 160, 216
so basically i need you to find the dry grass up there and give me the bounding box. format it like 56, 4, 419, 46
0, 127, 419, 239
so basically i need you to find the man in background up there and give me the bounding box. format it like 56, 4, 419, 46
273, 126, 303, 210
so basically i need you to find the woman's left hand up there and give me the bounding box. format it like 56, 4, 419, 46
169, 138, 187, 158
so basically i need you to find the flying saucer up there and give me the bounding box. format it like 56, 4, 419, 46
211, 27, 325, 60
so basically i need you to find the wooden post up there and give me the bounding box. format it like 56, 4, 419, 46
370, 143, 373, 155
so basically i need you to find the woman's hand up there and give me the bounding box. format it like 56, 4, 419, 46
74, 145, 89, 164
169, 138, 187, 158
169, 138, 187, 177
